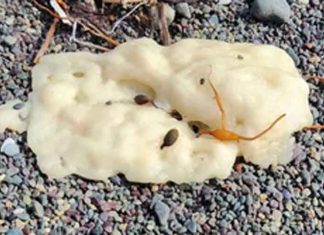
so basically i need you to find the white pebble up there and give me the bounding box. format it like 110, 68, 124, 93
1, 138, 20, 156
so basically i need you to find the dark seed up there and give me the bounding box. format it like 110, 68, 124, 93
134, 94, 151, 105
161, 129, 179, 149
170, 110, 183, 121
237, 54, 244, 60
13, 102, 25, 110
73, 72, 85, 78
188, 121, 210, 134
200, 78, 205, 85
105, 101, 112, 105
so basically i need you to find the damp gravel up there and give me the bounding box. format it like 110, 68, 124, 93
0, 0, 323, 234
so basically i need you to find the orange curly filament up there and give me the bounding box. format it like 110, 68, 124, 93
199, 69, 286, 141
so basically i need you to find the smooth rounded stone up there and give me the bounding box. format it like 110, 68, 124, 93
4, 175, 22, 185
1, 138, 20, 157
218, 0, 232, 5
12, 102, 25, 110
6, 228, 23, 235
154, 200, 170, 226
209, 14, 219, 26
16, 212, 30, 221
297, 0, 309, 4
90, 224, 103, 235
185, 219, 197, 234
301, 170, 311, 185
3, 36, 17, 46
251, 0, 291, 24
285, 47, 300, 66
33, 201, 44, 218
175, 3, 191, 19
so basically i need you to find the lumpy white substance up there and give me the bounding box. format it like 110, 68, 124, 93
0, 38, 312, 183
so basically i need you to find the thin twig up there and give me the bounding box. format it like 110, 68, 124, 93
74, 38, 111, 51
33, 18, 59, 64
107, 2, 145, 34
304, 125, 324, 130
70, 20, 110, 51
158, 2, 171, 45
78, 19, 119, 46
31, 0, 119, 46
49, 0, 71, 24
30, 0, 60, 18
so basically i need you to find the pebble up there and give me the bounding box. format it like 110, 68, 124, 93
1, 138, 20, 156
209, 14, 219, 26
251, 0, 291, 23
297, 0, 309, 4
154, 200, 170, 226
3, 36, 17, 46
185, 219, 197, 234
218, 0, 232, 5
285, 47, 300, 66
175, 3, 191, 19
33, 201, 44, 217
6, 228, 23, 235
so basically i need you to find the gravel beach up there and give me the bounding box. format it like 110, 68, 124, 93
0, 0, 323, 234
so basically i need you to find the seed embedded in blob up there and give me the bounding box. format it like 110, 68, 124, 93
170, 110, 183, 121
188, 121, 210, 134
160, 129, 179, 149
200, 78, 205, 85
134, 94, 151, 105
237, 54, 244, 60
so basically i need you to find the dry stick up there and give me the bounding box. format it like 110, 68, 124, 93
78, 19, 119, 46
107, 2, 145, 34
31, 0, 119, 46
304, 125, 324, 130
33, 18, 59, 64
30, 0, 60, 18
71, 21, 110, 51
158, 3, 171, 45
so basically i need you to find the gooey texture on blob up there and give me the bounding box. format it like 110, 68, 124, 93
0, 38, 312, 183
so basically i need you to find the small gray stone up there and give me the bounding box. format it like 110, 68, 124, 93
33, 200, 45, 217
175, 3, 191, 19
251, 0, 291, 24
185, 219, 197, 234
285, 47, 300, 66
6, 228, 23, 235
297, 0, 309, 4
13, 102, 25, 110
209, 14, 219, 26
218, 0, 232, 5
16, 212, 30, 221
4, 175, 22, 185
154, 200, 170, 226
1, 138, 20, 156
3, 36, 17, 46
